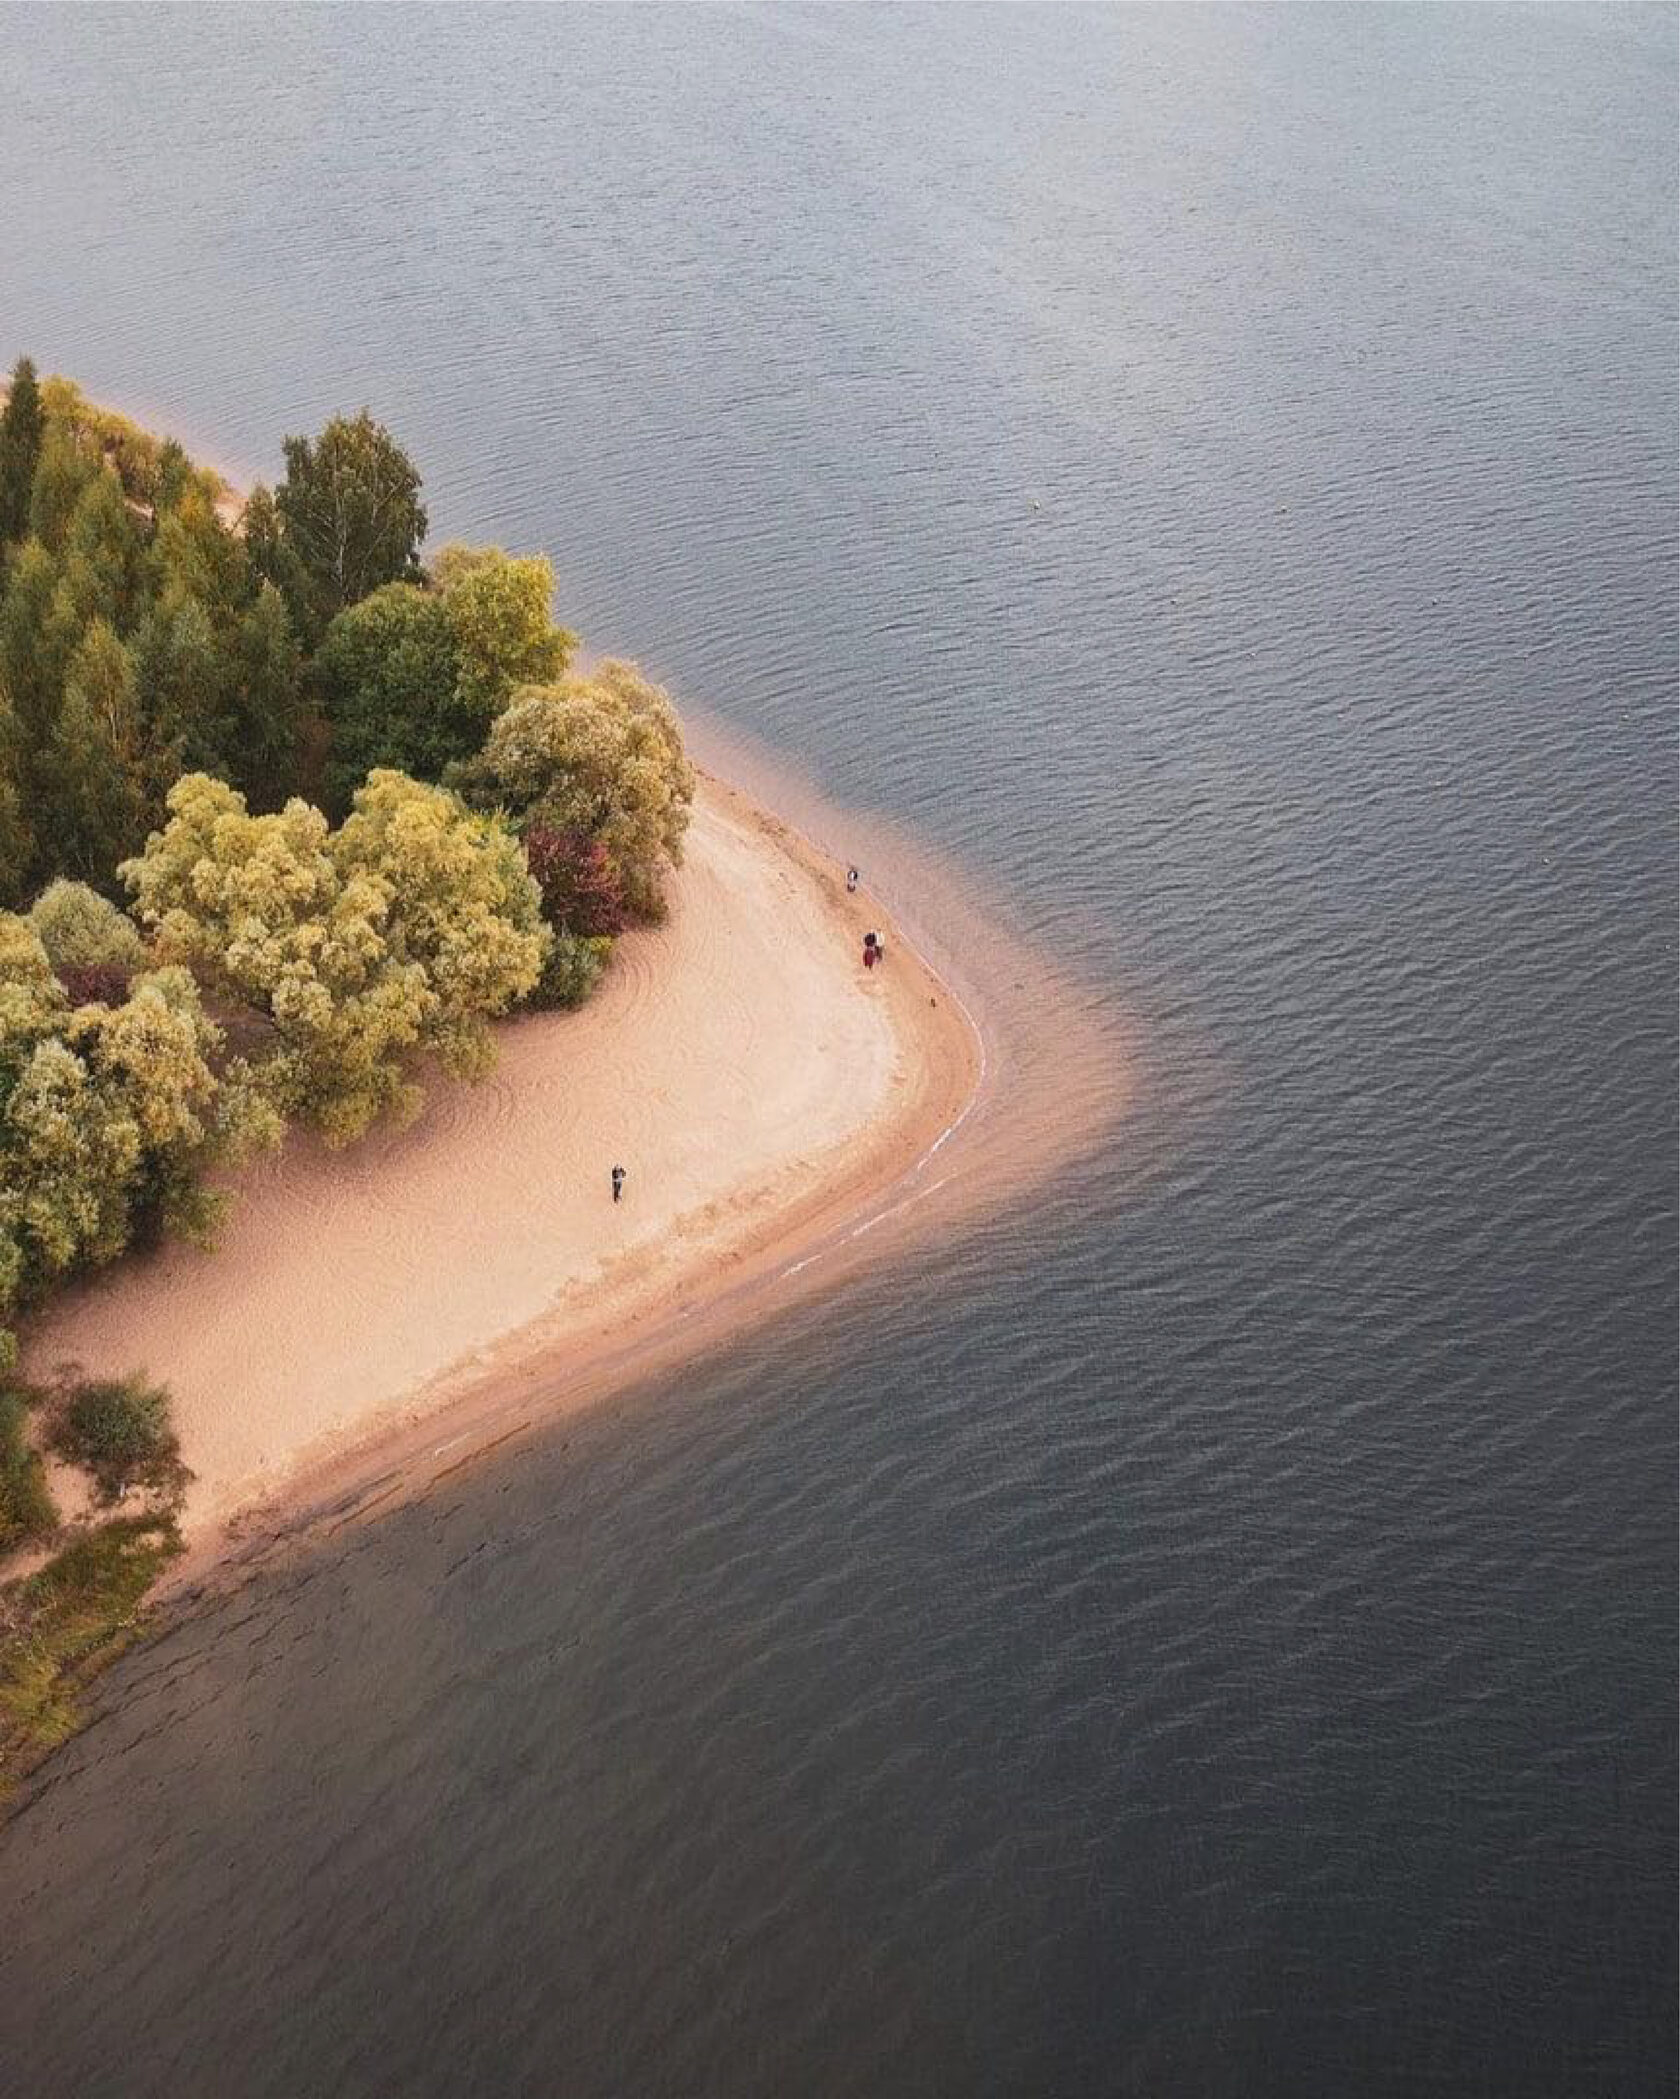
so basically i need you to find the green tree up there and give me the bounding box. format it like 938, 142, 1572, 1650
62, 467, 146, 633
317, 551, 577, 809
122, 775, 423, 1145
0, 356, 44, 549
0, 541, 98, 849
433, 546, 576, 716
0, 918, 278, 1339
0, 539, 65, 758
27, 424, 98, 554
153, 438, 195, 514
133, 591, 234, 777
144, 489, 250, 620
315, 581, 463, 809
48, 623, 152, 886
274, 410, 427, 638
228, 581, 306, 809
241, 482, 313, 634
529, 932, 612, 1010
452, 660, 694, 920
0, 763, 30, 907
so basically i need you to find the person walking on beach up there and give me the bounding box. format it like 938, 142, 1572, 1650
611, 1164, 626, 1204
863, 931, 882, 971
845, 865, 859, 894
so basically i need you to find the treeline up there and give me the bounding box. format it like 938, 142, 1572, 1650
0, 360, 694, 1365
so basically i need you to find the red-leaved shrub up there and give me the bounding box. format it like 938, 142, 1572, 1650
57, 963, 133, 1007
523, 825, 628, 938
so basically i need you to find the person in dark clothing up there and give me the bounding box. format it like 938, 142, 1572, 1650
611, 1164, 626, 1203
863, 932, 882, 971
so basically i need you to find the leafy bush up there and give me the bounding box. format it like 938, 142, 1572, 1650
27, 878, 145, 971
523, 823, 627, 937
50, 1375, 187, 1504
0, 1511, 183, 1767
0, 1388, 56, 1552
529, 931, 613, 1011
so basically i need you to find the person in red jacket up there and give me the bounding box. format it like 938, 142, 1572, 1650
863, 932, 882, 970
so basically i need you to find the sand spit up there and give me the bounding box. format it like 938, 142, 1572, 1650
24, 769, 1077, 1598
20, 733, 1132, 1616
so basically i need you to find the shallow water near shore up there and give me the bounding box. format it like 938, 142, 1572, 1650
1, 7, 1676, 2096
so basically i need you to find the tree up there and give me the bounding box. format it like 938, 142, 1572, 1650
132, 590, 234, 778
0, 759, 30, 908
0, 539, 65, 757
27, 881, 145, 972
228, 582, 306, 809
144, 488, 250, 621
334, 770, 548, 1079
314, 582, 462, 810
35, 377, 213, 511
121, 775, 426, 1144
27, 424, 98, 554
522, 822, 627, 937
0, 356, 44, 549
63, 467, 146, 633
452, 660, 694, 920
153, 438, 195, 514
48, 623, 152, 887
274, 410, 426, 638
0, 540, 95, 844
433, 546, 576, 716
240, 482, 312, 633
529, 932, 612, 1010
121, 772, 545, 1144
316, 550, 578, 810
0, 918, 278, 1341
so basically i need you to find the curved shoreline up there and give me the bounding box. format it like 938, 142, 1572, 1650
11, 395, 1133, 1618
24, 768, 998, 1605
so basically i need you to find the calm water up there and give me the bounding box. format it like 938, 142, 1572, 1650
1, 7, 1675, 2094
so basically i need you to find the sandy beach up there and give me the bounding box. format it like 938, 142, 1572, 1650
21, 773, 986, 1585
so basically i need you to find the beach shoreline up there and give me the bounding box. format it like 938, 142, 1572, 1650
23, 766, 1004, 1606
7, 387, 1132, 1620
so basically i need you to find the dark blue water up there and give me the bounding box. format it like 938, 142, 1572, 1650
1, 7, 1674, 2094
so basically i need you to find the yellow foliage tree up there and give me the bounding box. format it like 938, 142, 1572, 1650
122, 771, 548, 1143
453, 660, 694, 920
334, 769, 549, 1081
0, 915, 279, 1359
433, 546, 576, 719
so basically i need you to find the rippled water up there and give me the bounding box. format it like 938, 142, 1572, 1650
1, 7, 1675, 2095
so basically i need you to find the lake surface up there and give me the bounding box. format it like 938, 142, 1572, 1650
1, 7, 1675, 2094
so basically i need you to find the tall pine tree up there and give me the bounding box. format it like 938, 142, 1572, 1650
0, 356, 44, 549
49, 620, 150, 888
230, 581, 306, 809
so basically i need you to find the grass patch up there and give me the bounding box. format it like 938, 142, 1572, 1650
50, 1374, 187, 1504
0, 1386, 56, 1552
0, 1513, 183, 1782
